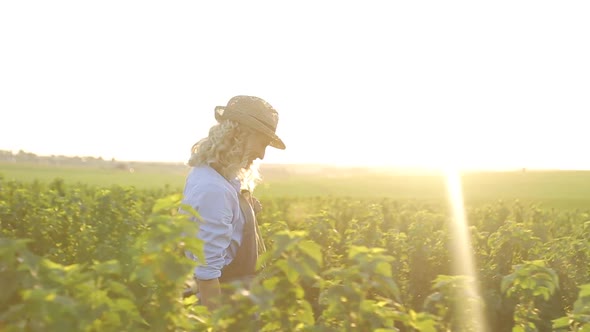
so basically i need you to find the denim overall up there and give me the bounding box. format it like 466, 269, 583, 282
219, 190, 265, 283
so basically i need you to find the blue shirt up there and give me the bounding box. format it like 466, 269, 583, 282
181, 165, 245, 280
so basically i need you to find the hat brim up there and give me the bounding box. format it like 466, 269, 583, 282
215, 106, 286, 150
269, 135, 286, 150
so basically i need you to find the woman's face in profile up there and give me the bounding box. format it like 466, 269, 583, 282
243, 130, 271, 168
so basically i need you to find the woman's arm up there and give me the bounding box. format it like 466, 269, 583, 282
196, 278, 221, 311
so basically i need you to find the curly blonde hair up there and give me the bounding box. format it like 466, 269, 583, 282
188, 120, 261, 191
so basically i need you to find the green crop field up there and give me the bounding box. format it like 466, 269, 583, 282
2, 161, 590, 330
1, 161, 590, 210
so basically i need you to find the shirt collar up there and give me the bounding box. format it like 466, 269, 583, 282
229, 178, 241, 194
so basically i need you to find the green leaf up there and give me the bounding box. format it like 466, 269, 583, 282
297, 299, 315, 325
348, 245, 369, 259
182, 296, 198, 306
152, 194, 182, 214
93, 260, 121, 276
298, 240, 323, 267
551, 316, 570, 329
414, 318, 437, 332
375, 261, 392, 278
512, 326, 525, 332
41, 259, 67, 272
275, 260, 299, 283
179, 203, 200, 219
114, 298, 138, 312
261, 276, 279, 292
501, 274, 516, 294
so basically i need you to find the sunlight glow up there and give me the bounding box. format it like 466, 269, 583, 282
1, 2, 589, 170
445, 168, 488, 331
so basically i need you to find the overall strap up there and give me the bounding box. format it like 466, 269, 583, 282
241, 190, 266, 255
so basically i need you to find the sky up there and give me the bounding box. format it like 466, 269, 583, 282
1, 1, 589, 170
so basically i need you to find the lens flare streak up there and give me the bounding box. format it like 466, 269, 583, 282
445, 169, 488, 331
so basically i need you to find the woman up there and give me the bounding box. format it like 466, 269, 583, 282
182, 95, 286, 310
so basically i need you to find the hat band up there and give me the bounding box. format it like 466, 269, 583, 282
231, 110, 277, 134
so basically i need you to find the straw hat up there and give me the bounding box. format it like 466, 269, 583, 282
214, 95, 286, 150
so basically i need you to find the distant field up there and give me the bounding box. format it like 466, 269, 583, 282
256, 170, 590, 210
2, 162, 590, 210
0, 162, 187, 190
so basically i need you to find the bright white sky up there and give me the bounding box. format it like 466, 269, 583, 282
1, 1, 589, 170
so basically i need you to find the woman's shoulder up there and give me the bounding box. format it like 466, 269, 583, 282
185, 165, 236, 193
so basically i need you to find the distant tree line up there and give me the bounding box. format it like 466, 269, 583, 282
0, 149, 111, 165
0, 150, 187, 173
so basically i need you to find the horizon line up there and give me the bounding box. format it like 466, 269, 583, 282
2, 148, 589, 172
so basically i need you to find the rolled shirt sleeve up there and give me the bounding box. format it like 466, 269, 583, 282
184, 185, 235, 280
